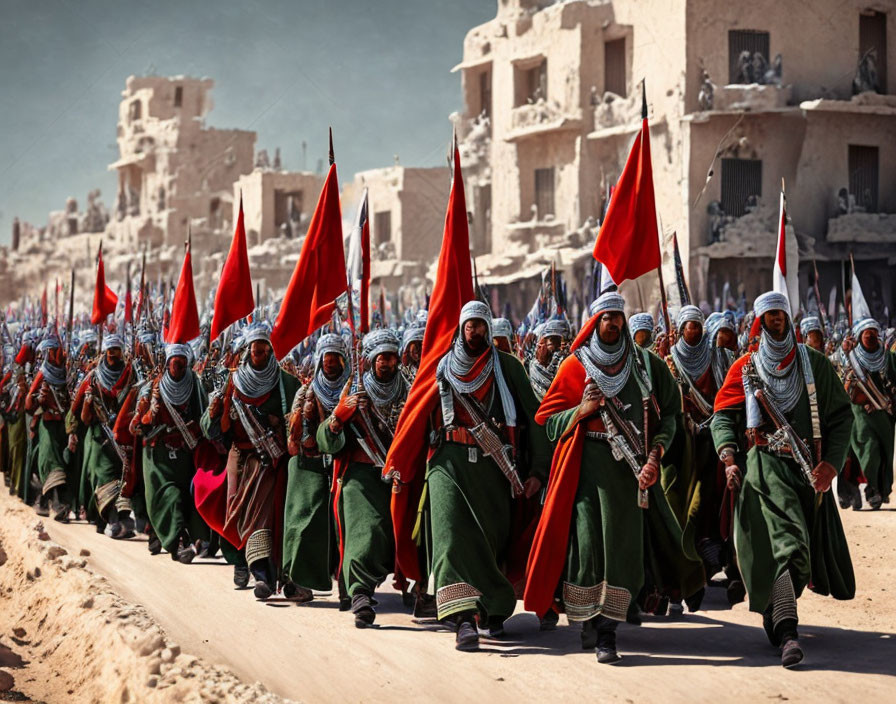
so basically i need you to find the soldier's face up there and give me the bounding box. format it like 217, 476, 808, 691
682, 321, 703, 346
545, 335, 562, 354
762, 311, 788, 341
374, 352, 398, 382
105, 347, 123, 369
716, 329, 736, 351
321, 352, 343, 380
167, 355, 187, 381
806, 330, 824, 351
494, 337, 512, 353
462, 319, 488, 354
249, 341, 271, 369
534, 337, 551, 365
597, 312, 624, 345
860, 328, 879, 351
633, 330, 652, 348
406, 341, 421, 365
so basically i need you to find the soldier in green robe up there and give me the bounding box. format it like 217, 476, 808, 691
317, 329, 407, 628
524, 292, 704, 665
839, 317, 895, 509
711, 291, 855, 668
282, 333, 348, 602
131, 343, 209, 562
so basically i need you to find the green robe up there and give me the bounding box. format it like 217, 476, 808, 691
317, 413, 395, 598
544, 350, 704, 622
848, 351, 896, 500
710, 346, 855, 614
425, 350, 551, 622
142, 372, 209, 553
6, 413, 26, 497
281, 452, 338, 591
35, 417, 70, 505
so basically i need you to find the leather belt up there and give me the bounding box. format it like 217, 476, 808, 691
443, 427, 477, 447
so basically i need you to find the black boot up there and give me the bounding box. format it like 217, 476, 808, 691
413, 592, 437, 619
455, 613, 479, 651
595, 616, 621, 664
581, 617, 598, 650
351, 591, 376, 628
865, 485, 883, 510
233, 565, 250, 589
147, 530, 162, 556
778, 620, 802, 668
250, 560, 273, 599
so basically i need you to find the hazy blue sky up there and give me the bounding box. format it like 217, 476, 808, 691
0, 0, 494, 244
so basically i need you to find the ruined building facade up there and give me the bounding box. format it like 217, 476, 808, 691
456, 0, 896, 318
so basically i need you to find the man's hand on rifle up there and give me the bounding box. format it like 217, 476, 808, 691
811, 460, 837, 493
577, 382, 603, 422
330, 393, 359, 432
523, 475, 542, 499
67, 433, 78, 452
639, 445, 663, 490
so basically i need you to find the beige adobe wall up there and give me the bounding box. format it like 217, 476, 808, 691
234, 170, 325, 244
790, 110, 896, 236
685, 1, 896, 110
684, 111, 807, 248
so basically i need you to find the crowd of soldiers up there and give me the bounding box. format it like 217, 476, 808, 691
1, 284, 894, 669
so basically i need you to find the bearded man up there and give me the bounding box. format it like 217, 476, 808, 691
711, 292, 855, 668
317, 329, 407, 627
528, 319, 570, 401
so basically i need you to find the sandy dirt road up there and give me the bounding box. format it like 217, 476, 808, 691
4, 488, 895, 703
41, 499, 896, 701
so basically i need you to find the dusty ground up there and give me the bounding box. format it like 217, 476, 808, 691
1, 486, 894, 704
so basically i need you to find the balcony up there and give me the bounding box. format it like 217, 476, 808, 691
711, 83, 793, 112
827, 212, 896, 244
505, 100, 583, 142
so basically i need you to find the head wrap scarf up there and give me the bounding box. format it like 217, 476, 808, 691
577, 292, 634, 398
752, 292, 802, 414
101, 333, 124, 353
800, 316, 823, 337
491, 317, 514, 343
436, 300, 517, 427
233, 324, 279, 397
160, 344, 194, 406
705, 312, 736, 387
311, 333, 351, 413
628, 313, 655, 337
39, 336, 66, 387
672, 305, 711, 382
852, 318, 886, 373
361, 329, 405, 407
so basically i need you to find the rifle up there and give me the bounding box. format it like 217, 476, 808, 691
744, 360, 819, 495
231, 395, 283, 466
88, 377, 131, 470
451, 389, 525, 498
587, 382, 650, 509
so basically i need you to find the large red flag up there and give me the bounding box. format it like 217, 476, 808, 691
270, 162, 346, 359
210, 198, 254, 341
382, 145, 473, 581
91, 243, 118, 325
167, 240, 200, 343
592, 87, 660, 284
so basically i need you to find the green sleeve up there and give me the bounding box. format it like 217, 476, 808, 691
192, 372, 208, 416
498, 351, 551, 480
315, 415, 346, 455
199, 404, 220, 441
809, 347, 854, 470
281, 371, 300, 416
710, 408, 743, 453
545, 407, 579, 443
648, 351, 681, 452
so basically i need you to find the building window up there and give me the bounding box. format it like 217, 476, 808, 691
859, 11, 888, 93
478, 69, 492, 118
174, 85, 183, 107
720, 158, 762, 217
128, 100, 142, 122
374, 210, 392, 247
604, 38, 626, 97
274, 189, 304, 231
728, 30, 770, 84
534, 168, 555, 220
515, 59, 547, 106
849, 144, 879, 212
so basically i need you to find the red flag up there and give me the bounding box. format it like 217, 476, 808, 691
270, 163, 346, 359
167, 240, 201, 343
91, 243, 118, 325
210, 198, 254, 341
40, 284, 48, 326
382, 145, 473, 581
592, 87, 660, 284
